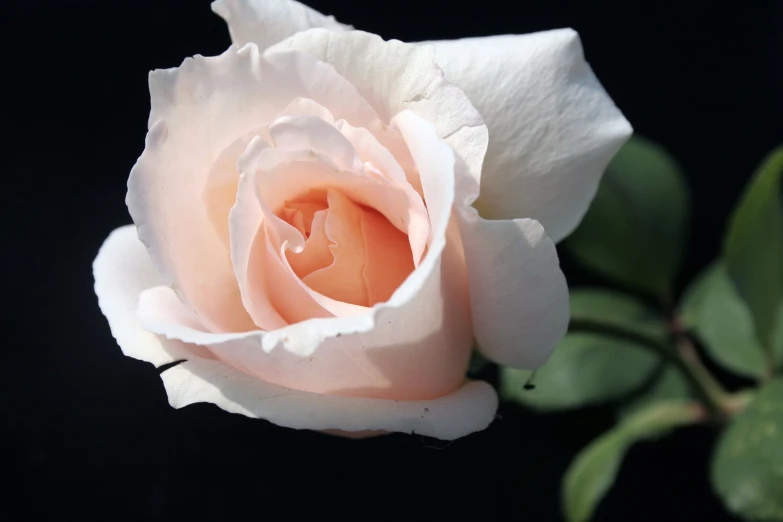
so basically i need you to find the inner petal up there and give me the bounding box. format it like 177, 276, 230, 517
360, 203, 416, 304
282, 189, 415, 308
285, 208, 332, 279
303, 190, 369, 307
281, 190, 328, 238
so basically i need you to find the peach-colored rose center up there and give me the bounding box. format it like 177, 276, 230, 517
280, 188, 414, 307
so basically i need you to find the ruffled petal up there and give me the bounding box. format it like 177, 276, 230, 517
93, 225, 215, 366
303, 189, 371, 306
228, 143, 292, 331
211, 0, 350, 52
268, 115, 363, 172
268, 29, 488, 189
161, 358, 497, 440
431, 30, 632, 241
337, 120, 429, 265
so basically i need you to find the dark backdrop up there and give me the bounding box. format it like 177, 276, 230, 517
5, 1, 782, 521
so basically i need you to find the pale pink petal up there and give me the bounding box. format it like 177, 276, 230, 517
268, 29, 488, 187
138, 87, 473, 403
285, 209, 332, 278
390, 111, 454, 242
93, 225, 214, 366
128, 44, 379, 331
337, 119, 429, 265
202, 127, 269, 248
249, 148, 422, 318
228, 146, 290, 331
211, 0, 350, 52
336, 120, 407, 185
230, 142, 368, 323
262, 231, 349, 322
278, 97, 337, 123
138, 286, 257, 348
360, 203, 417, 305
303, 190, 370, 306
135, 285, 498, 438
143, 123, 472, 400
287, 189, 414, 307
283, 198, 326, 237
249, 150, 414, 251
431, 31, 632, 241
268, 115, 363, 172
128, 120, 254, 332
141, 245, 471, 400
161, 358, 497, 440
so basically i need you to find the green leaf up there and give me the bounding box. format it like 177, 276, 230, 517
712, 379, 783, 521
564, 136, 690, 298
502, 290, 666, 410
501, 333, 659, 410
617, 365, 691, 420
570, 289, 668, 343
679, 261, 770, 378
564, 401, 700, 522
774, 303, 783, 372
724, 146, 783, 351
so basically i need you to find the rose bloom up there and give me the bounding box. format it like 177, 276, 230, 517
93, 0, 631, 440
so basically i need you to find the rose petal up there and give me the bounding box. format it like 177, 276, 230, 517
359, 203, 417, 305
128, 44, 379, 331
231, 141, 420, 321
256, 126, 414, 238
100, 248, 496, 439
142, 115, 472, 401
303, 190, 370, 306
211, 0, 350, 52
231, 144, 370, 323
202, 129, 267, 248
390, 111, 454, 246
459, 212, 570, 369
337, 120, 429, 265
267, 29, 489, 188
431, 30, 632, 241
160, 358, 497, 440
285, 208, 332, 278
140, 264, 473, 401
268, 115, 363, 172
336, 121, 407, 185
393, 108, 569, 370
228, 144, 292, 331
93, 225, 214, 366
278, 97, 337, 123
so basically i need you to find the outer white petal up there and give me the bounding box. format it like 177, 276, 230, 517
93, 225, 214, 366
458, 212, 570, 369
431, 30, 632, 242
161, 358, 497, 440
268, 29, 489, 188
212, 0, 350, 51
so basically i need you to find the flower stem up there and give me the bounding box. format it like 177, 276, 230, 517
568, 318, 729, 422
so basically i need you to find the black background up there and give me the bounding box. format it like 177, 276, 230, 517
5, 0, 782, 521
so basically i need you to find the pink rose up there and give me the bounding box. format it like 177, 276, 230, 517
93, 0, 631, 440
